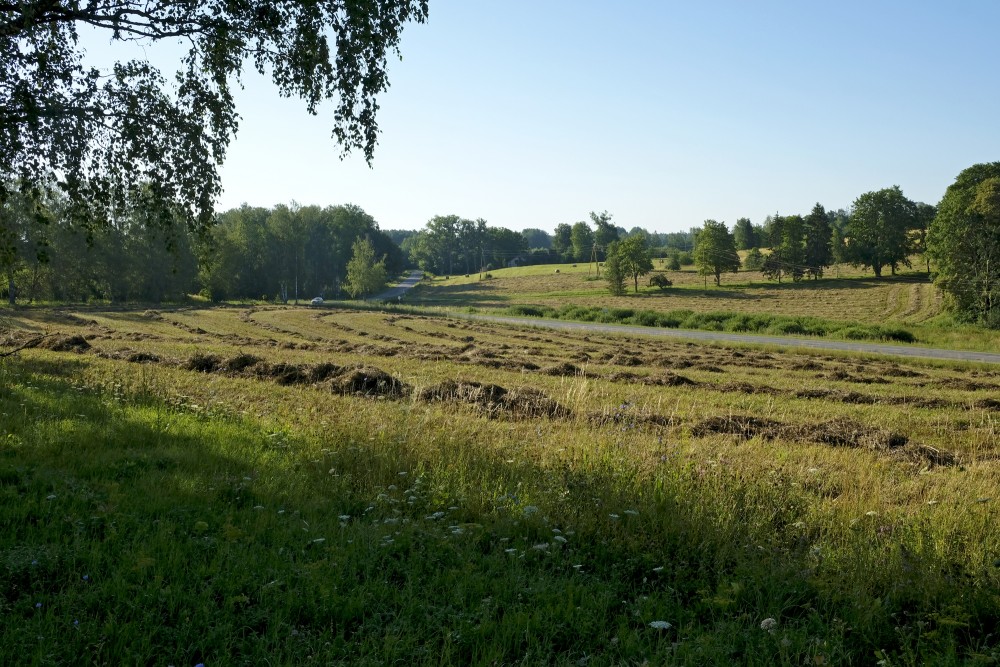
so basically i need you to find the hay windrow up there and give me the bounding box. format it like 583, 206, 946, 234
787, 418, 908, 451
588, 408, 677, 430
540, 361, 583, 377
691, 415, 910, 452
418, 379, 569, 419
691, 415, 785, 440
329, 367, 410, 398
222, 353, 263, 374
38, 334, 91, 352
718, 381, 779, 395
126, 351, 161, 364
183, 352, 222, 373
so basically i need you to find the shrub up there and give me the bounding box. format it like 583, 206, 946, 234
649, 273, 673, 290
767, 320, 807, 335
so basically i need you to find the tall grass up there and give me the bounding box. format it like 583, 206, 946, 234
2, 349, 998, 665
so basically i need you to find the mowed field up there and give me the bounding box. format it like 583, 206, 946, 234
406, 263, 946, 325
2, 305, 1000, 664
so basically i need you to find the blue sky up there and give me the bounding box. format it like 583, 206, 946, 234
88, 2, 1000, 233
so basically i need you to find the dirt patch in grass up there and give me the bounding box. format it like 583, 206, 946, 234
418, 380, 569, 419
330, 367, 410, 398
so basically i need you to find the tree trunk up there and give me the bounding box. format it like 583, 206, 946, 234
6, 272, 15, 305
633, 274, 639, 293
873, 264, 882, 278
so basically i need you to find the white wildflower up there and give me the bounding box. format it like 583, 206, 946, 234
760, 617, 778, 632
649, 621, 672, 630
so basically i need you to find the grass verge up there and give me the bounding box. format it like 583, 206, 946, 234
505, 304, 918, 343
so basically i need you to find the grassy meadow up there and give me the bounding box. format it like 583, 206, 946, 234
2, 304, 1000, 664
403, 262, 1000, 352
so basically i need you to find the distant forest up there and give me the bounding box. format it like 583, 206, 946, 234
0, 190, 915, 305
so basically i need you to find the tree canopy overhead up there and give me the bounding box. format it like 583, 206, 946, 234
1, 0, 429, 235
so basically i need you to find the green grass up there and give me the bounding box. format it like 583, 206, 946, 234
403, 263, 1000, 352
504, 304, 918, 343
2, 307, 1000, 664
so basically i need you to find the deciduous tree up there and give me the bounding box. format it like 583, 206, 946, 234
1, 0, 428, 246
345, 237, 387, 298
928, 162, 1000, 325
602, 241, 627, 296
615, 235, 653, 293
570, 221, 594, 263
847, 186, 916, 278
552, 223, 573, 261
590, 211, 618, 259
693, 220, 740, 286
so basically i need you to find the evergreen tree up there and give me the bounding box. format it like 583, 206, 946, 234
803, 203, 832, 279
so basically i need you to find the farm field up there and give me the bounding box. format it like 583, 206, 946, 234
2, 305, 1000, 664
404, 263, 1000, 352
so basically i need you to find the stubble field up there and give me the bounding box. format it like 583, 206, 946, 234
2, 305, 999, 664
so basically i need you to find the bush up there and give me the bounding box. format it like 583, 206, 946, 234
767, 320, 807, 336
649, 273, 673, 290
508, 305, 556, 318
744, 248, 765, 271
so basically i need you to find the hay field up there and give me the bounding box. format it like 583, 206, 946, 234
410, 263, 944, 325
2, 305, 999, 664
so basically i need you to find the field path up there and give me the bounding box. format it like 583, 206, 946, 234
458, 313, 1000, 365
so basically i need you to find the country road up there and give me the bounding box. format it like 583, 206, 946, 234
453, 313, 1000, 366
367, 270, 999, 365
373, 270, 423, 301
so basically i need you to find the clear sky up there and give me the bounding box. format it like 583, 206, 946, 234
90, 2, 1000, 234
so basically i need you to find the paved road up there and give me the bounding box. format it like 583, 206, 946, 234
373, 270, 423, 301
452, 313, 1000, 365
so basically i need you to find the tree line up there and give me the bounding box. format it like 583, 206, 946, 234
4, 162, 998, 327
1, 189, 402, 304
